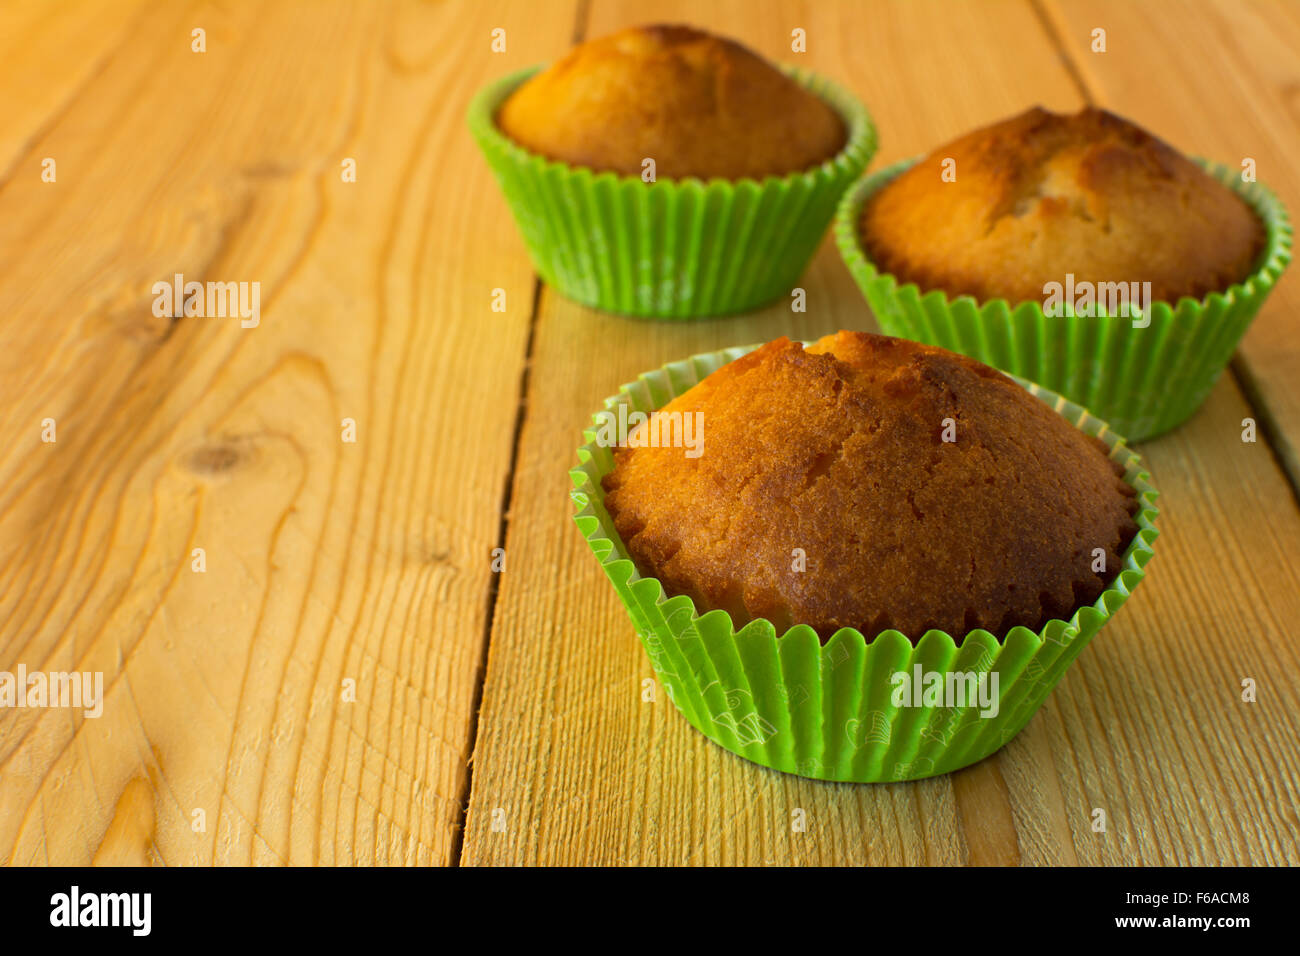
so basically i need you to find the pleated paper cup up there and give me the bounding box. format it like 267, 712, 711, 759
834, 158, 1292, 442
570, 346, 1159, 783
469, 65, 876, 319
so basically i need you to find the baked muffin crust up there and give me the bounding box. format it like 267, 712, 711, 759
601, 332, 1139, 641
497, 24, 847, 181
860, 107, 1264, 306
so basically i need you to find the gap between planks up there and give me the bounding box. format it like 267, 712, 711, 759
1027, 0, 1095, 107
451, 0, 594, 868
1230, 360, 1300, 510
451, 278, 544, 865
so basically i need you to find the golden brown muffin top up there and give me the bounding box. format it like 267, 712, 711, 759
860, 107, 1265, 306
601, 332, 1139, 642
497, 24, 847, 181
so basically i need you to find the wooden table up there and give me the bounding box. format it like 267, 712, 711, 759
1, 0, 1297, 867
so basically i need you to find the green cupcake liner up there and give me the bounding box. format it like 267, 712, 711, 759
570, 346, 1159, 783
834, 158, 1292, 442
469, 65, 876, 319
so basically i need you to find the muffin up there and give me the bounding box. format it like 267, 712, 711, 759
469, 24, 876, 318
835, 107, 1290, 441
497, 24, 847, 181
861, 107, 1263, 305
572, 336, 1158, 782
601, 332, 1139, 640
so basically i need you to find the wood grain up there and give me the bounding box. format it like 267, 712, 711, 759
0, 0, 572, 866
0, 0, 151, 178
461, 0, 1300, 865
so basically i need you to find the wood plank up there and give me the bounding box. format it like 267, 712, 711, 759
463, 0, 1300, 865
0, 0, 572, 866
1041, 0, 1300, 485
